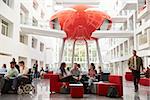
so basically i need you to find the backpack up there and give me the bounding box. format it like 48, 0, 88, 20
60, 86, 70, 94
107, 86, 118, 98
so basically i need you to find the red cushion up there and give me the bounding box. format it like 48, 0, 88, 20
70, 86, 84, 98
43, 74, 51, 79
139, 78, 150, 86
97, 75, 123, 97
109, 75, 122, 84
97, 83, 123, 96
126, 72, 132, 75
125, 72, 133, 81
47, 71, 53, 74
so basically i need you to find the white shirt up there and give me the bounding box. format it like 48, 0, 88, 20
18, 66, 28, 76
5, 67, 19, 77
0, 67, 7, 72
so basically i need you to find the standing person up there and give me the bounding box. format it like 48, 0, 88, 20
12, 58, 20, 73
0, 64, 7, 72
128, 50, 145, 92
33, 60, 38, 78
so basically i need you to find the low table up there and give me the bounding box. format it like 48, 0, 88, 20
69, 84, 84, 98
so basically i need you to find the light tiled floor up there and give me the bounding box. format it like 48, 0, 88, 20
0, 79, 149, 100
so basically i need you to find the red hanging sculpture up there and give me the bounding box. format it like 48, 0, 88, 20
50, 5, 112, 40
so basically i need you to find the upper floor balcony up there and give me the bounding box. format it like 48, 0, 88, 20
20, 16, 50, 30
114, 0, 137, 15
53, 0, 100, 11
137, 0, 150, 20
121, 0, 137, 10
137, 28, 150, 50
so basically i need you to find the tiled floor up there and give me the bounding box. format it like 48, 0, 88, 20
0, 79, 149, 100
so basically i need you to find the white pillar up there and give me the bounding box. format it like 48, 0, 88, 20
71, 40, 76, 67
95, 39, 103, 66
85, 40, 90, 68
59, 39, 66, 66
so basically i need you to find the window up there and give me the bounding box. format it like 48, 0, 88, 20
20, 6, 29, 25
120, 44, 123, 56
32, 37, 37, 48
32, 17, 38, 26
2, 0, 9, 6
138, 33, 147, 45
20, 34, 28, 45
41, 10, 45, 19
124, 41, 128, 55
1, 20, 9, 36
40, 42, 44, 52
33, 0, 39, 10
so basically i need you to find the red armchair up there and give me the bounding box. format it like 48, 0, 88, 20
125, 72, 133, 81
139, 78, 150, 86
47, 71, 53, 74
97, 75, 123, 97
43, 73, 53, 79
49, 74, 69, 93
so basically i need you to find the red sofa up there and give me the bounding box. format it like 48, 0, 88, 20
125, 72, 133, 81
43, 71, 54, 79
97, 75, 123, 97
49, 74, 69, 93
139, 78, 150, 86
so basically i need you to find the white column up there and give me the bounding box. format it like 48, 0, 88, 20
85, 40, 89, 68
71, 40, 76, 67
59, 38, 66, 66
95, 39, 103, 66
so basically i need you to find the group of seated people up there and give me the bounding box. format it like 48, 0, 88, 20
145, 66, 150, 78
58, 62, 103, 93
0, 61, 30, 95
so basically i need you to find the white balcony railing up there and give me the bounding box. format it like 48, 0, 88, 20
20, 18, 50, 29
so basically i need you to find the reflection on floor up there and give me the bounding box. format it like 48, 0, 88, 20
0, 79, 149, 100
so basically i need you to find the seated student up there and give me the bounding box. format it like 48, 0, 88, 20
0, 64, 7, 72
77, 64, 82, 73
40, 67, 45, 78
45, 66, 49, 73
66, 67, 70, 75
88, 63, 97, 87
70, 63, 81, 79
145, 66, 150, 78
59, 62, 76, 83
0, 61, 19, 95
98, 66, 103, 81
59, 62, 67, 79
12, 61, 28, 90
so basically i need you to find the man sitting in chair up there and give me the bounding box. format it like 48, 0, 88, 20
70, 63, 81, 81
0, 61, 19, 95
11, 61, 28, 90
